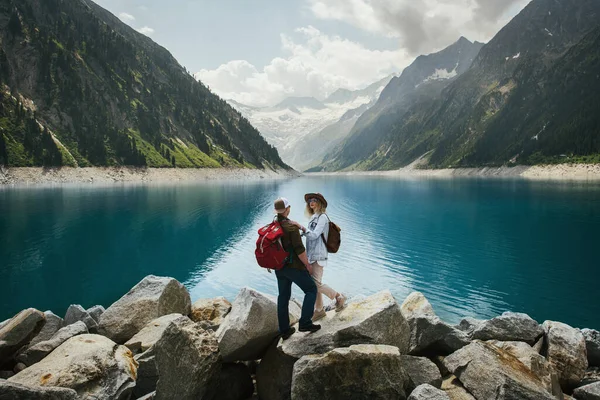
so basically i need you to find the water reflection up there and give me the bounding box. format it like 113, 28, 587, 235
1, 177, 599, 330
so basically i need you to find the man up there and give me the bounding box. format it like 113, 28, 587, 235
274, 197, 321, 339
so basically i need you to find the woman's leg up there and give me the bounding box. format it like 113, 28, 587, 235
311, 262, 337, 311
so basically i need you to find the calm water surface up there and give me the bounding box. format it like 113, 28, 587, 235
1, 176, 599, 329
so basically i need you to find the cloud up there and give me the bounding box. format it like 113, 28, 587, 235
195, 26, 409, 107
118, 12, 135, 23
137, 26, 155, 36
307, 0, 529, 55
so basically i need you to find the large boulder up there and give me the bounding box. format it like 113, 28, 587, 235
98, 275, 191, 343
400, 292, 470, 355
542, 320, 588, 391
8, 334, 137, 400
0, 380, 78, 400
216, 288, 300, 362
401, 355, 442, 392
281, 290, 410, 359
440, 376, 476, 400
291, 344, 409, 400
256, 339, 297, 400
154, 318, 220, 400
0, 308, 46, 366
17, 321, 88, 367
125, 313, 186, 354
582, 329, 600, 367
190, 297, 231, 330
64, 304, 99, 332
471, 312, 543, 345
455, 317, 484, 336
573, 381, 600, 400
443, 340, 555, 400
408, 384, 450, 400
487, 340, 562, 397
206, 363, 254, 400
28, 311, 63, 347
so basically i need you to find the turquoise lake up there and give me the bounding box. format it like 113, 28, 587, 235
1, 176, 599, 330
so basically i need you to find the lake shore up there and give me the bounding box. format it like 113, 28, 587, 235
310, 163, 600, 181
0, 166, 300, 186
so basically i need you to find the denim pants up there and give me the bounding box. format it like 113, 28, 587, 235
275, 266, 317, 332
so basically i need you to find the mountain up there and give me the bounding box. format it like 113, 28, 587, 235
317, 0, 600, 171
0, 0, 287, 169
228, 75, 394, 170
314, 37, 484, 171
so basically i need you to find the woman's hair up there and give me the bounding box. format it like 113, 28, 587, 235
305, 199, 327, 218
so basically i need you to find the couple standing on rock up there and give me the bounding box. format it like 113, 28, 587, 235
273, 193, 346, 339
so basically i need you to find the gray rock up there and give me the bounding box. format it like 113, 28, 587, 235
190, 296, 231, 330
12, 363, 25, 373
17, 321, 88, 366
28, 311, 63, 347
573, 381, 600, 400
455, 317, 484, 336
86, 305, 105, 324
0, 380, 78, 400
154, 318, 220, 400
408, 384, 450, 400
400, 292, 470, 355
206, 363, 254, 400
0, 371, 13, 379
8, 334, 137, 400
98, 275, 192, 344
487, 340, 562, 397
133, 346, 158, 399
543, 320, 588, 391
0, 308, 46, 366
0, 320, 8, 331
125, 313, 186, 354
430, 355, 451, 377
582, 329, 600, 367
291, 344, 409, 400
256, 339, 297, 400
471, 312, 543, 345
400, 355, 442, 392
64, 304, 98, 332
578, 367, 600, 388
256, 340, 298, 400
216, 287, 300, 362
443, 340, 555, 400
280, 290, 410, 359
440, 376, 476, 400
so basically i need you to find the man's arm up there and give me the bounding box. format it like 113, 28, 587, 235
289, 226, 312, 274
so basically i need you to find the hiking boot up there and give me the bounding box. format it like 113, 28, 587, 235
299, 324, 321, 333
335, 294, 347, 312
312, 308, 326, 322
281, 327, 296, 340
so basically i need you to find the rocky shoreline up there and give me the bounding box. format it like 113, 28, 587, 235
311, 163, 600, 181
0, 167, 299, 186
1, 275, 599, 400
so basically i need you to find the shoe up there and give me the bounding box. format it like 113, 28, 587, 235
335, 294, 346, 312
281, 327, 296, 340
312, 308, 326, 322
299, 324, 321, 333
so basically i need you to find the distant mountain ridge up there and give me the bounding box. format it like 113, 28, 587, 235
315, 36, 484, 171
315, 0, 600, 171
0, 0, 286, 169
228, 74, 394, 170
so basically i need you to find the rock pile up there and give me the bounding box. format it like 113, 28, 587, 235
1, 276, 599, 400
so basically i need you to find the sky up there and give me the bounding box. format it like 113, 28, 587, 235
94, 0, 531, 107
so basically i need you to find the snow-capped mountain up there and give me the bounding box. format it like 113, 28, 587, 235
227, 75, 394, 170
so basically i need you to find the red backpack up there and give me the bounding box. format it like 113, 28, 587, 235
255, 220, 290, 270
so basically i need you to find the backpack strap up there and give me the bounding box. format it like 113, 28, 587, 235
319, 213, 330, 247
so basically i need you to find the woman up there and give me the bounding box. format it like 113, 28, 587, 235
297, 192, 345, 321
